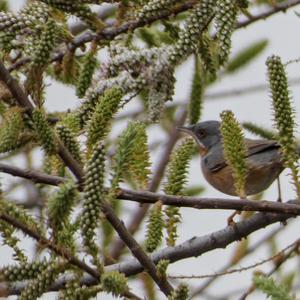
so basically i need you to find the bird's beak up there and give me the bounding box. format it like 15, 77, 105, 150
177, 125, 207, 155
177, 126, 197, 140
177, 125, 195, 135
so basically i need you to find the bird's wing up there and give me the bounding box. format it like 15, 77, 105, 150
244, 139, 280, 156
206, 139, 280, 173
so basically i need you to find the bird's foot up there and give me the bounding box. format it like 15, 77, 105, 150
227, 210, 241, 226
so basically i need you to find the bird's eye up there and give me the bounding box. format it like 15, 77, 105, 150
198, 129, 206, 138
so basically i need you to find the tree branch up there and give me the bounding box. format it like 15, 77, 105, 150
1, 162, 300, 216
190, 226, 284, 298
236, 0, 300, 29
118, 189, 300, 215
9, 0, 300, 72
238, 239, 299, 300
0, 62, 174, 297
0, 162, 66, 186
8, 210, 294, 294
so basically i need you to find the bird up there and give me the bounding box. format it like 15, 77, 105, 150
178, 120, 286, 197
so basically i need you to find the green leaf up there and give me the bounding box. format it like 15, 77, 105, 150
226, 39, 268, 73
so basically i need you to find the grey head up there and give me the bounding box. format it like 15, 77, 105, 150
178, 121, 221, 151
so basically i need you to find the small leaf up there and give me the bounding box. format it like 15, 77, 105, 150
226, 39, 268, 73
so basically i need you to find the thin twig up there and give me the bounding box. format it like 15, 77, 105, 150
235, 0, 300, 29
190, 226, 284, 298
238, 239, 300, 300
168, 238, 299, 279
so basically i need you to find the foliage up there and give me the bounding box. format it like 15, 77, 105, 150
253, 275, 295, 300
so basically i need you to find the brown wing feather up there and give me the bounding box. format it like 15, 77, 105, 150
208, 139, 280, 173
244, 139, 280, 156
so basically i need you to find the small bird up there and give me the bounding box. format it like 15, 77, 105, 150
178, 121, 285, 196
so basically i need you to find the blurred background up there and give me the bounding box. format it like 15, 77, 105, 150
3, 1, 300, 299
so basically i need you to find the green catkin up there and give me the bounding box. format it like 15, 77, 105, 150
169, 0, 215, 63
253, 275, 295, 300
19, 260, 64, 300
157, 259, 170, 279
48, 181, 78, 232
0, 260, 49, 282
0, 199, 42, 235
86, 88, 123, 150
169, 284, 189, 300
0, 221, 27, 263
101, 271, 128, 297
56, 124, 83, 165
32, 19, 58, 68
189, 54, 204, 125
145, 201, 164, 252
110, 122, 139, 191
164, 138, 194, 246
138, 0, 178, 19
0, 107, 25, 153
266, 55, 300, 199
80, 143, 105, 261
102, 122, 150, 247
126, 122, 151, 189
215, 0, 238, 66
32, 109, 57, 155
198, 34, 218, 83
220, 110, 248, 198
60, 277, 101, 300
76, 51, 98, 98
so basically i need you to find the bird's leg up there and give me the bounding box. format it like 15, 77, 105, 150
276, 177, 282, 202
227, 210, 241, 226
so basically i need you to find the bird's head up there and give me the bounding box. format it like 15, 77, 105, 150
178, 121, 221, 155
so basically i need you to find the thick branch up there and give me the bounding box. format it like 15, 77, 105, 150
1, 162, 300, 215
9, 210, 294, 294
118, 189, 300, 215
190, 226, 284, 298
